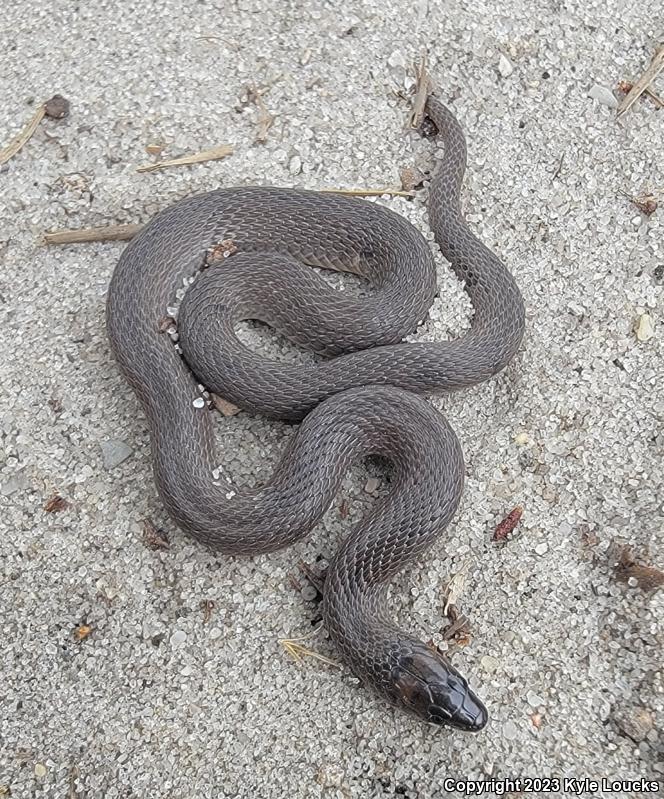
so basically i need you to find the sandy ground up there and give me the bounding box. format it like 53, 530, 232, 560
1, 1, 663, 797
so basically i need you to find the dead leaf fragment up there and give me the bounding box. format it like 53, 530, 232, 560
142, 518, 170, 550
615, 545, 664, 592
44, 493, 70, 513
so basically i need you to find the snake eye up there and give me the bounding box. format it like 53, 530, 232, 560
391, 646, 488, 732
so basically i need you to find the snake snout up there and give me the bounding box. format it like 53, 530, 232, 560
391, 645, 488, 732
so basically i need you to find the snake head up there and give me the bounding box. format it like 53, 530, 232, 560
390, 643, 488, 732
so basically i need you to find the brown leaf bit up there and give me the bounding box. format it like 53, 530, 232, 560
205, 239, 239, 266
493, 505, 524, 543
339, 498, 350, 519
615, 545, 664, 592
74, 624, 92, 641
200, 599, 215, 623
44, 94, 70, 119
44, 493, 70, 513
441, 604, 472, 643
211, 394, 241, 416
142, 518, 170, 550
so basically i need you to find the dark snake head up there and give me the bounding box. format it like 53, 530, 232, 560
390, 643, 488, 732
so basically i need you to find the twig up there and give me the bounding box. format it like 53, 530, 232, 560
617, 44, 664, 117
321, 187, 414, 198
409, 52, 433, 130
41, 223, 143, 245
618, 80, 664, 108
0, 105, 45, 165
136, 143, 233, 173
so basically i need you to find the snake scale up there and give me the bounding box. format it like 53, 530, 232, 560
106, 95, 525, 731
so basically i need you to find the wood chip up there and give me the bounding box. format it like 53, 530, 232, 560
617, 45, 664, 117
211, 394, 241, 416
136, 143, 233, 173
41, 223, 143, 246
493, 505, 524, 542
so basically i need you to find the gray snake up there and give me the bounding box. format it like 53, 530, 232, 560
106, 96, 525, 731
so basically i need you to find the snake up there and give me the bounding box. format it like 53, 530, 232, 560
106, 95, 525, 731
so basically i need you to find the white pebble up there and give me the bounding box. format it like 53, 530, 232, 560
588, 84, 618, 108
192, 397, 206, 409
503, 720, 518, 740
498, 54, 514, 77
170, 630, 187, 646
535, 543, 548, 556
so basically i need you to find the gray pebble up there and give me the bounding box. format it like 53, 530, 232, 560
99, 439, 133, 469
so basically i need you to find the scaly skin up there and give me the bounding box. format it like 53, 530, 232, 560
106, 95, 525, 730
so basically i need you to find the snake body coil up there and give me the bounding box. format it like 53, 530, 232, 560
106, 97, 525, 731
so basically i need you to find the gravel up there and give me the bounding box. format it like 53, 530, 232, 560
1, 1, 663, 798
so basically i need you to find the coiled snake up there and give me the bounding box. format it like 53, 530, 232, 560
106, 95, 525, 731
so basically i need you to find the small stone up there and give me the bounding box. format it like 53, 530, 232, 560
615, 708, 654, 743
527, 690, 545, 707
192, 397, 206, 409
288, 155, 302, 175
34, 763, 47, 778
534, 542, 548, 556
480, 655, 500, 673
588, 84, 618, 108
387, 50, 406, 70
514, 432, 531, 446
498, 54, 514, 77
170, 630, 187, 646
181, 665, 193, 676
503, 720, 518, 740
365, 477, 380, 494
100, 439, 133, 469
44, 94, 70, 119
0, 471, 28, 496
635, 313, 654, 342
